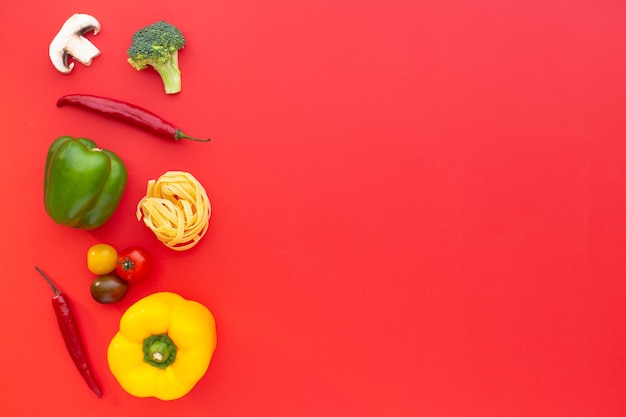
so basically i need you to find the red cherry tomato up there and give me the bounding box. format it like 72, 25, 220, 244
116, 247, 152, 283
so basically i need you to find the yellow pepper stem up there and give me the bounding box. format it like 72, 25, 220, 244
143, 334, 177, 369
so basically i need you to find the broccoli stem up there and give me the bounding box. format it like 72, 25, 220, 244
153, 62, 182, 94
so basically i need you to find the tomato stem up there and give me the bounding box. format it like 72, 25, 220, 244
118, 256, 135, 272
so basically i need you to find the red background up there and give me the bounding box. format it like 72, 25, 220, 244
1, 0, 625, 415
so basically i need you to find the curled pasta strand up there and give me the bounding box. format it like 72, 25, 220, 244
136, 171, 211, 251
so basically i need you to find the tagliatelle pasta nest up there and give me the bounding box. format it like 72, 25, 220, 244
136, 171, 211, 251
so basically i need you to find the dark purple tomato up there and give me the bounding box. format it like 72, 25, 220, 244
90, 274, 128, 304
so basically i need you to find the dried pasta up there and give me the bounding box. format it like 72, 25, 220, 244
136, 171, 211, 251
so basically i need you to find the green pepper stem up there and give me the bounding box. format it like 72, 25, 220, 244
143, 334, 177, 369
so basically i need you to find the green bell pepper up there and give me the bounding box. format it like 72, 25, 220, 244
44, 136, 128, 230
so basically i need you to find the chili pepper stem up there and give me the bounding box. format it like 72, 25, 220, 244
174, 129, 211, 142
34, 266, 61, 295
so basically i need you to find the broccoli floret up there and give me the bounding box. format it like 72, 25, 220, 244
127, 21, 186, 94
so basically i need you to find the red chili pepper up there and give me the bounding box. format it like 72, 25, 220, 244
57, 94, 211, 142
34, 266, 103, 398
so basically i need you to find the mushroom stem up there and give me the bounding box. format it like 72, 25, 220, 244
66, 35, 101, 65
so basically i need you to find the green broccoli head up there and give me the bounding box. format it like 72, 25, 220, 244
127, 21, 186, 94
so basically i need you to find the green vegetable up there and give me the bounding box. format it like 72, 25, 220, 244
44, 136, 127, 230
127, 21, 186, 94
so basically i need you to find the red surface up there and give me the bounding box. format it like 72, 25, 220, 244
1, 0, 626, 415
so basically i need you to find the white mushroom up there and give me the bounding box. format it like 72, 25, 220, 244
49, 14, 102, 74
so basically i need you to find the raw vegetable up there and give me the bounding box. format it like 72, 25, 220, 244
57, 95, 211, 142
116, 247, 152, 283
49, 14, 102, 74
34, 266, 103, 398
107, 292, 217, 400
90, 274, 129, 304
87, 243, 118, 275
44, 136, 127, 230
127, 21, 186, 94
136, 171, 211, 251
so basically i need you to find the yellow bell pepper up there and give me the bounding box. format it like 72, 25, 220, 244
107, 292, 217, 400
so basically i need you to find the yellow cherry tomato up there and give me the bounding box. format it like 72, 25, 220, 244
87, 243, 118, 275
